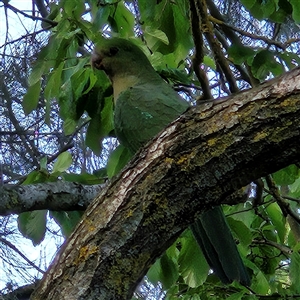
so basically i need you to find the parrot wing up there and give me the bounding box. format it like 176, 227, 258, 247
114, 82, 189, 154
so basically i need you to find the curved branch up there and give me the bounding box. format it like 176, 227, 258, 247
32, 68, 300, 299
252, 239, 292, 256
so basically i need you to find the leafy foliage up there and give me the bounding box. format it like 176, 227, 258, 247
2, 0, 300, 298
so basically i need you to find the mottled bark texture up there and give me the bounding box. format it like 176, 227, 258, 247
32, 68, 300, 299
0, 182, 104, 215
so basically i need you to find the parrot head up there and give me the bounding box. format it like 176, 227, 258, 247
91, 37, 153, 81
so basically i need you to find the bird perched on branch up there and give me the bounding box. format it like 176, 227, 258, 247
91, 37, 250, 286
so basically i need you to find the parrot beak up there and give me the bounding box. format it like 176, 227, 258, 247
91, 50, 104, 70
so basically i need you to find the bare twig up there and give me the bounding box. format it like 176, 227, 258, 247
0, 237, 45, 274
265, 175, 300, 225
3, 3, 57, 27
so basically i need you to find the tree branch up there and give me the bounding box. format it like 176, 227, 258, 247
265, 175, 300, 225
0, 182, 104, 215
30, 67, 300, 299
3, 3, 57, 26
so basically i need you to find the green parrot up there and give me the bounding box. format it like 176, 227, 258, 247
91, 37, 250, 286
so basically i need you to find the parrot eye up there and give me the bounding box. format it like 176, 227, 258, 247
109, 47, 119, 56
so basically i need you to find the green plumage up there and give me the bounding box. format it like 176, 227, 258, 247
92, 37, 250, 286
114, 82, 188, 153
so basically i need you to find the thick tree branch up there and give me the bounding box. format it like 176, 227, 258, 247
32, 68, 300, 299
0, 182, 104, 215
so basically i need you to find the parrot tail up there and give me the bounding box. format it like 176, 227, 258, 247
190, 206, 251, 286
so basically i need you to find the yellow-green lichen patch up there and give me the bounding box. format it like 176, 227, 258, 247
278, 96, 299, 110
253, 131, 268, 142
73, 244, 98, 266
207, 138, 217, 147
165, 157, 174, 165
126, 209, 134, 218
84, 218, 97, 232
175, 150, 197, 170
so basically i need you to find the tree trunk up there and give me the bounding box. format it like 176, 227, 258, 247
31, 67, 300, 299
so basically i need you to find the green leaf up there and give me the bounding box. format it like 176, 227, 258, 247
63, 118, 77, 135
272, 164, 299, 185
22, 171, 41, 185
147, 258, 162, 285
44, 61, 64, 101
290, 251, 300, 292
289, 177, 300, 197
243, 1, 264, 20
18, 211, 47, 246
240, 0, 256, 10
62, 172, 105, 184
139, 0, 192, 62
109, 2, 135, 37
23, 80, 41, 114
160, 252, 179, 289
50, 211, 83, 237
265, 203, 286, 243
40, 157, 48, 171
261, 0, 276, 18
22, 170, 50, 185
107, 145, 132, 178
85, 95, 113, 155
59, 79, 75, 121
279, 52, 300, 69
203, 55, 216, 70
228, 45, 256, 65
85, 115, 103, 155
251, 50, 283, 80
76, 70, 111, 120
71, 59, 92, 100
52, 152, 72, 173
227, 291, 246, 300
227, 218, 253, 247
178, 231, 209, 287
91, 5, 110, 31
225, 203, 255, 228
157, 67, 190, 84
145, 27, 169, 45
82, 70, 98, 96
269, 8, 289, 23
63, 0, 85, 18
252, 271, 270, 294
28, 61, 47, 86
289, 0, 300, 23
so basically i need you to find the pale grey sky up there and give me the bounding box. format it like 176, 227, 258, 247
1, 1, 37, 46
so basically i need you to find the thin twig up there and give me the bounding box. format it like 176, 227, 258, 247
0, 237, 45, 274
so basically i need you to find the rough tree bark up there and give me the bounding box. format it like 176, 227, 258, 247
0, 182, 104, 215
31, 68, 300, 299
